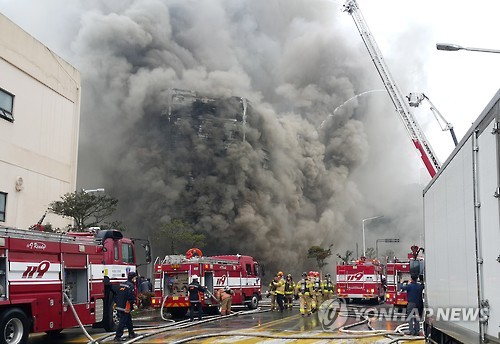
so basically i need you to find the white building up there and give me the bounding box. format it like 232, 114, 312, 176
0, 13, 81, 229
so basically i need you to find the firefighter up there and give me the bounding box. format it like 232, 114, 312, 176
217, 286, 234, 315
284, 274, 295, 310
268, 275, 278, 311
187, 275, 206, 322
322, 273, 335, 301
295, 272, 313, 316
113, 271, 137, 342
310, 271, 322, 311
273, 271, 285, 312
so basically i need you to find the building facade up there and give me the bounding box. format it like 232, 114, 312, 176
0, 13, 81, 229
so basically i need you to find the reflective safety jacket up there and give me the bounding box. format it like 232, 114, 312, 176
321, 278, 335, 293
284, 281, 295, 295
312, 278, 323, 293
273, 277, 285, 295
268, 281, 277, 295
295, 278, 313, 296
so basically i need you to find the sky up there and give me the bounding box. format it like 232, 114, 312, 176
1, 0, 498, 165
1, 0, 498, 271
348, 0, 500, 163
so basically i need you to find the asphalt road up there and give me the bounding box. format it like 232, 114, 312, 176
27, 301, 425, 343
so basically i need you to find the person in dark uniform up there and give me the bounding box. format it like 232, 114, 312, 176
113, 271, 138, 342
187, 275, 206, 321
401, 274, 425, 336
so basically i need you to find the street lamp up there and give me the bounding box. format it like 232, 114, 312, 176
83, 188, 105, 194
362, 215, 383, 257
376, 238, 400, 260
436, 43, 500, 54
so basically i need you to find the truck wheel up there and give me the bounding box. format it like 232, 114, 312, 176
103, 292, 118, 332
168, 307, 188, 318
247, 294, 259, 309
0, 308, 29, 344
45, 329, 63, 336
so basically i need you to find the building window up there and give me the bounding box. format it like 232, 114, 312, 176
0, 193, 6, 222
0, 89, 14, 122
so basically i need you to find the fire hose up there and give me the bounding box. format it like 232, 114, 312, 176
63, 292, 99, 344
90, 302, 268, 343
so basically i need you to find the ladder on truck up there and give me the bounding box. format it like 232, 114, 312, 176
159, 255, 240, 266
0, 225, 100, 246
343, 0, 441, 177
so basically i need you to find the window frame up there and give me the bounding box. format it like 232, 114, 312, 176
0, 192, 6, 222
0, 88, 14, 122
121, 243, 135, 264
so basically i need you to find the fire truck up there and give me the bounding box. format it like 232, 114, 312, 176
0, 226, 150, 344
336, 257, 385, 304
69, 228, 151, 331
385, 245, 424, 310
152, 248, 262, 317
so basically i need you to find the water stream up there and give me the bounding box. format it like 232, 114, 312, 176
318, 89, 386, 129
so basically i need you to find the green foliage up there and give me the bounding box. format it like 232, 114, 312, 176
307, 244, 333, 270
365, 247, 376, 259
156, 219, 206, 255
42, 224, 53, 232
48, 190, 118, 231
337, 250, 353, 264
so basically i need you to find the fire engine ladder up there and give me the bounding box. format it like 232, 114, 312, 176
160, 255, 239, 266
342, 0, 441, 177
0, 226, 100, 246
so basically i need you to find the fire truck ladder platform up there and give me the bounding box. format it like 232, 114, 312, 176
0, 226, 100, 246
158, 255, 241, 266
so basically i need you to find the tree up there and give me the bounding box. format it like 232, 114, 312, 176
365, 247, 376, 259
337, 250, 353, 264
156, 219, 206, 255
48, 190, 118, 231
307, 244, 333, 270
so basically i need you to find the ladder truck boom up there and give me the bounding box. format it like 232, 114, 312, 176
342, 0, 441, 177
407, 92, 459, 147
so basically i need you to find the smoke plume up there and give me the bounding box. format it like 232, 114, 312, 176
2, 0, 427, 275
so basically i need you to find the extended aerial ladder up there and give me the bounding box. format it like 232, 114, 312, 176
343, 0, 441, 177
407, 92, 458, 147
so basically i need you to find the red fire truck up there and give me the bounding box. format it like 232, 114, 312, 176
385, 245, 424, 310
0, 226, 151, 344
336, 257, 385, 304
152, 248, 262, 317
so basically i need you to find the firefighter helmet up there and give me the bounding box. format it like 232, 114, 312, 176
128, 271, 137, 280
191, 274, 199, 280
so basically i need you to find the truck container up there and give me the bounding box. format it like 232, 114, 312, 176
424, 89, 500, 343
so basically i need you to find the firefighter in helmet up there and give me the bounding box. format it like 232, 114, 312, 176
284, 274, 295, 310
321, 273, 335, 301
309, 271, 322, 311
295, 272, 313, 316
268, 275, 278, 311
272, 271, 285, 312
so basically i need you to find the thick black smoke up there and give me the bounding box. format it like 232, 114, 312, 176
2, 0, 427, 274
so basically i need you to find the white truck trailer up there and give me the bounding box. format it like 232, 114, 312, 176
424, 89, 500, 343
